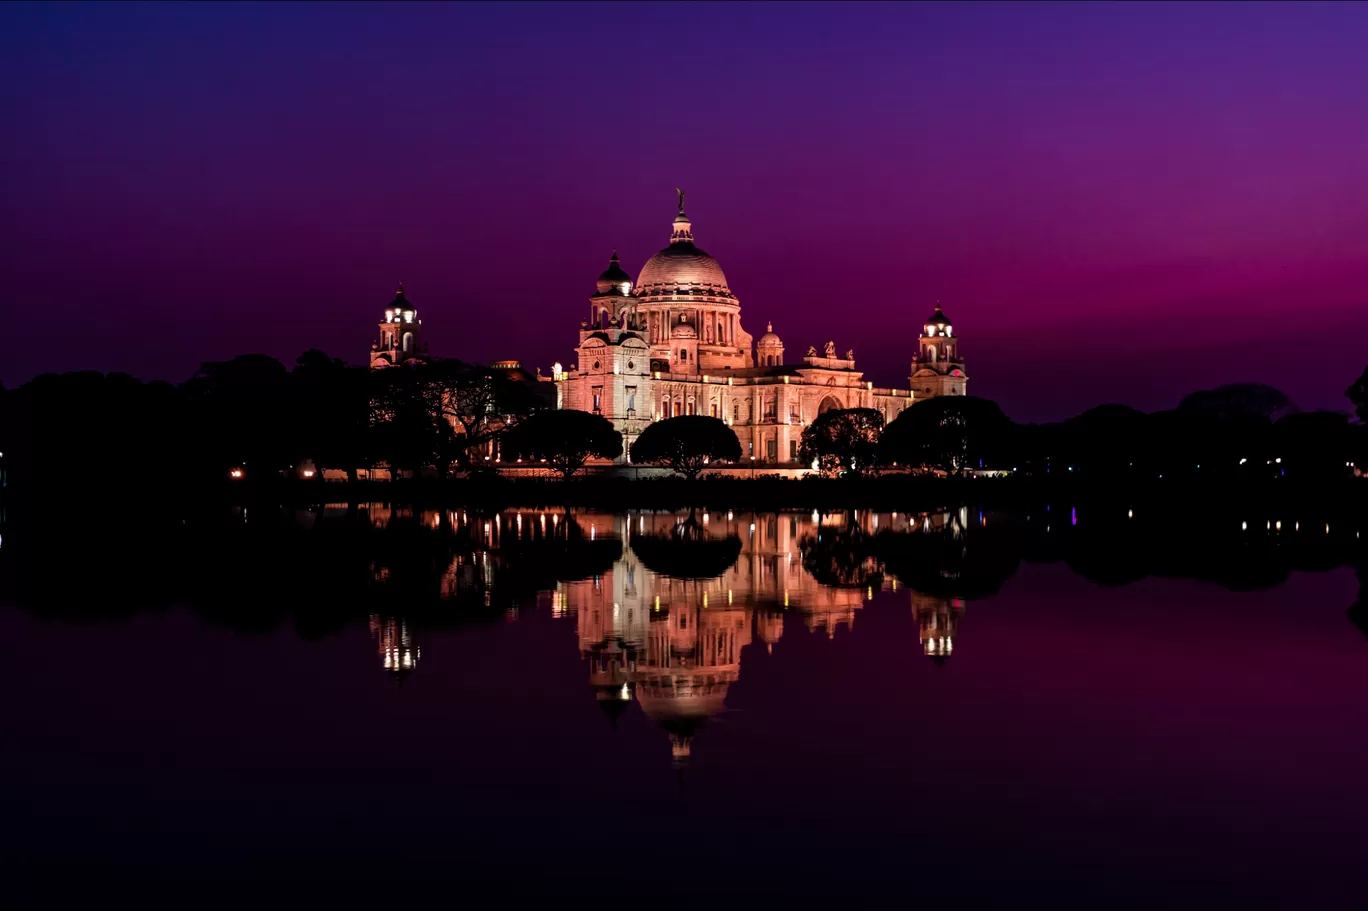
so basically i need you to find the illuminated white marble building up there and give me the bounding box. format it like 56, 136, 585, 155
551, 197, 968, 463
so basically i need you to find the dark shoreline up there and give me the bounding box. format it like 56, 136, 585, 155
6, 475, 1367, 519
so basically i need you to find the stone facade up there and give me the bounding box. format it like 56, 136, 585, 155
552, 199, 969, 464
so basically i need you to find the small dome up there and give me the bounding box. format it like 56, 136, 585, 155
595, 250, 632, 295
925, 304, 951, 325
670, 322, 698, 340
389, 283, 414, 311
756, 321, 783, 348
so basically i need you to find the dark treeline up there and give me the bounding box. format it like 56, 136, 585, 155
816, 380, 1368, 484
1003, 384, 1367, 484
1, 357, 1365, 499
0, 350, 551, 495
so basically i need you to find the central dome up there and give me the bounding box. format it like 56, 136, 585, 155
637, 245, 731, 294
635, 210, 734, 300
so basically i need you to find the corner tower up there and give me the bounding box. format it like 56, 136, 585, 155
369, 284, 426, 369
588, 250, 639, 330
555, 252, 653, 454
910, 304, 967, 398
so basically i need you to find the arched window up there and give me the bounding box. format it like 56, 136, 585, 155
402, 332, 413, 352
927, 345, 937, 363
679, 349, 688, 363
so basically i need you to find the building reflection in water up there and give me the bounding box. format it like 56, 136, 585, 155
355, 504, 977, 760
369, 615, 420, 683
563, 509, 968, 763
912, 593, 964, 664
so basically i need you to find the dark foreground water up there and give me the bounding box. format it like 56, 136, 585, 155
1, 504, 1366, 904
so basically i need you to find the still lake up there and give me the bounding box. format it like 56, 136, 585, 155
1, 503, 1366, 904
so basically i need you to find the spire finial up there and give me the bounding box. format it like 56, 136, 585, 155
767, 321, 773, 332
610, 248, 618, 262
670, 189, 694, 243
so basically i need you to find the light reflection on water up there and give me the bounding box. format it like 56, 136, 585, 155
0, 503, 1366, 900
304, 503, 1365, 764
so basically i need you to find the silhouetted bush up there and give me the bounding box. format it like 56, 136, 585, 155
631, 415, 740, 479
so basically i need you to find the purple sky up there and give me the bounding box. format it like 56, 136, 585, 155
2, 1, 1366, 421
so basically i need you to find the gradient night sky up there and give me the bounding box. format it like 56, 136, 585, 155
2, 1, 1366, 421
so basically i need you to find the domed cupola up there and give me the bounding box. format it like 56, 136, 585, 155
755, 321, 784, 367
923, 304, 952, 337
369, 282, 423, 369
595, 249, 632, 296
635, 191, 735, 302
387, 283, 417, 322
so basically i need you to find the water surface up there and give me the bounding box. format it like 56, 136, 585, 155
1, 505, 1365, 904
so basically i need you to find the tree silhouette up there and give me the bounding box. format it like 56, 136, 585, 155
429, 360, 536, 467
630, 531, 743, 580
181, 354, 291, 480
1272, 411, 1354, 480
800, 514, 882, 588
289, 351, 369, 480
367, 363, 456, 474
630, 415, 740, 479
798, 408, 883, 477
1057, 404, 1145, 476
500, 409, 622, 480
882, 396, 1012, 475
1179, 383, 1297, 420
1347, 367, 1368, 424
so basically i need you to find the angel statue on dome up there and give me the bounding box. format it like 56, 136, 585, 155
806, 345, 817, 357
846, 349, 854, 360
676, 187, 685, 214
824, 340, 836, 358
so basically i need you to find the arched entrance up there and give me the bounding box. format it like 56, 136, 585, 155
818, 395, 843, 414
